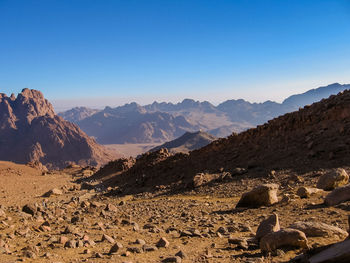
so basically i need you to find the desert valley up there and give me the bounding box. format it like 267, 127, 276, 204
1, 1, 350, 262
0, 85, 350, 263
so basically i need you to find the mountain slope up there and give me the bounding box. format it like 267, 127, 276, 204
94, 89, 350, 194
150, 131, 217, 153
0, 89, 114, 168
283, 83, 350, 108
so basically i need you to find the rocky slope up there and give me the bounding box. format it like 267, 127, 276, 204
92, 88, 350, 194
149, 131, 217, 154
59, 83, 350, 143
1, 161, 349, 263
0, 89, 114, 168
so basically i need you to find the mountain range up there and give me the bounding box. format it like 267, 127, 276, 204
59, 83, 350, 144
94, 85, 350, 194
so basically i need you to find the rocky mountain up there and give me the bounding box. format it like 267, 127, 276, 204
0, 89, 114, 168
77, 103, 196, 144
59, 83, 350, 144
93, 88, 350, 194
149, 130, 217, 154
58, 106, 100, 123
282, 82, 350, 108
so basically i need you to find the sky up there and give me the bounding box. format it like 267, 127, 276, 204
0, 0, 350, 111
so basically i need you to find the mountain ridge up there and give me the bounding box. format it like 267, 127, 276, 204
58, 83, 350, 144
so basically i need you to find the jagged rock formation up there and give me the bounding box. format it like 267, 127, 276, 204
149, 131, 217, 153
0, 89, 114, 168
94, 89, 350, 193
58, 107, 100, 123
60, 83, 350, 143
76, 103, 195, 144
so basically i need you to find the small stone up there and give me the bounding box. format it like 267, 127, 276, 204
22, 204, 36, 216
109, 242, 123, 254
156, 237, 169, 248
42, 188, 63, 197
297, 187, 319, 198
162, 256, 182, 263
102, 234, 115, 243
175, 250, 187, 259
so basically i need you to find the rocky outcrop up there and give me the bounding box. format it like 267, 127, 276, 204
0, 89, 114, 168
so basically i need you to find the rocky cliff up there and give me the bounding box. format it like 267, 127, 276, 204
0, 89, 114, 168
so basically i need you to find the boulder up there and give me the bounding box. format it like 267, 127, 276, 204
289, 221, 348, 239
317, 168, 349, 191
324, 184, 350, 206
260, 228, 308, 252
297, 186, 320, 198
256, 213, 280, 240
308, 239, 350, 263
236, 184, 279, 208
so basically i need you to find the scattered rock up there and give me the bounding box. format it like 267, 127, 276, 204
308, 239, 350, 263
324, 183, 350, 206
297, 186, 320, 198
236, 184, 279, 208
256, 213, 280, 240
109, 242, 123, 254
260, 228, 308, 252
102, 234, 115, 243
162, 256, 182, 263
22, 204, 36, 216
156, 237, 169, 248
175, 250, 187, 259
289, 221, 348, 238
317, 168, 349, 191
42, 188, 63, 197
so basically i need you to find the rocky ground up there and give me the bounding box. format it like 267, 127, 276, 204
0, 161, 349, 262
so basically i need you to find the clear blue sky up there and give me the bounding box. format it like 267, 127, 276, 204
1, 0, 350, 110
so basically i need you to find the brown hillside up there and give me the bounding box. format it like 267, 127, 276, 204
94, 90, 350, 193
